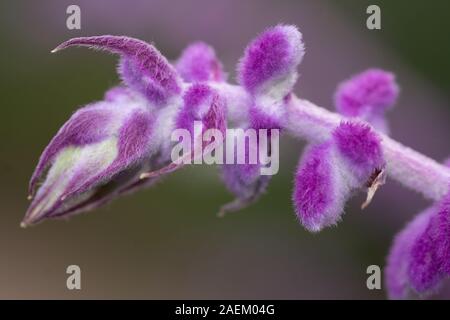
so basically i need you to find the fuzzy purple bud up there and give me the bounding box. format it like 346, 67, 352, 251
220, 161, 271, 216
52, 36, 181, 105
385, 158, 450, 299
385, 192, 450, 299
333, 121, 385, 181
219, 111, 280, 215
335, 69, 399, 116
238, 25, 304, 96
138, 83, 226, 180
408, 193, 450, 294
176, 42, 224, 82
293, 120, 385, 232
385, 207, 435, 299
23, 90, 156, 226
176, 83, 225, 134
219, 25, 304, 213
293, 142, 345, 231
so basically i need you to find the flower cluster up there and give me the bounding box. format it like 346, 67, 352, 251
24, 35, 227, 225
23, 25, 449, 299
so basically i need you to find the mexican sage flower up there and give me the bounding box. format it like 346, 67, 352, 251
23, 25, 449, 299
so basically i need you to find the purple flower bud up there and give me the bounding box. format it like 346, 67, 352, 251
386, 191, 450, 299
334, 69, 399, 133
217, 25, 304, 214
52, 36, 182, 106
219, 106, 281, 216
219, 171, 270, 216
293, 121, 385, 232
176, 42, 225, 82
238, 25, 304, 97
139, 83, 226, 180
408, 193, 450, 294
332, 121, 385, 182
385, 207, 435, 299
219, 140, 272, 216
293, 142, 345, 231
176, 83, 226, 135
335, 69, 399, 116
23, 90, 155, 226
385, 158, 450, 299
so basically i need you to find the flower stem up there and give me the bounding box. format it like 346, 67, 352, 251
217, 84, 450, 201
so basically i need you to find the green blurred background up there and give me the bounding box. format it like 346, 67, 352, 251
0, 0, 448, 299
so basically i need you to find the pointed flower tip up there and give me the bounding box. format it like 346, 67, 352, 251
335, 68, 399, 118
176, 83, 226, 135
238, 24, 304, 95
50, 37, 92, 53
50, 40, 71, 53
52, 36, 181, 105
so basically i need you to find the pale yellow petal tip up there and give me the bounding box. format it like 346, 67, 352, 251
27, 194, 33, 201
50, 48, 59, 53
20, 222, 28, 229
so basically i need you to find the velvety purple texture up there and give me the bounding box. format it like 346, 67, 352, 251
293, 142, 336, 232
135, 82, 227, 183
334, 69, 399, 117
61, 109, 154, 201
176, 42, 224, 82
249, 105, 282, 130
176, 83, 213, 135
409, 193, 450, 293
333, 121, 384, 181
221, 24, 301, 209
202, 94, 227, 136
53, 36, 181, 105
385, 157, 450, 299
219, 104, 279, 214
386, 187, 450, 299
117, 110, 154, 164
238, 25, 303, 94
29, 105, 113, 195
177, 83, 226, 135
220, 160, 270, 214
385, 207, 435, 299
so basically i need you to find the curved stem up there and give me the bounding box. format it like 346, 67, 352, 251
216, 84, 450, 201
